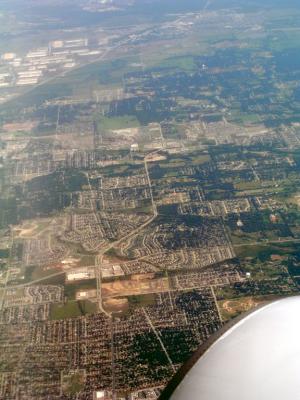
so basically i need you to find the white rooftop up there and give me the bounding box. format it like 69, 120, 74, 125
169, 296, 300, 400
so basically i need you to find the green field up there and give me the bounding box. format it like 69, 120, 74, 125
96, 115, 140, 130
62, 371, 85, 396
50, 300, 97, 320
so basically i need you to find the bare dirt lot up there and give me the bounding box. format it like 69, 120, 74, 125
103, 298, 129, 314
101, 276, 169, 298
219, 295, 280, 321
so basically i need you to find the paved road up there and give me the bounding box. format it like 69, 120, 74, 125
143, 307, 176, 373
0, 270, 66, 311
86, 149, 159, 316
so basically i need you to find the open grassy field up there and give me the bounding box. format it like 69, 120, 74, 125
96, 115, 140, 131
234, 242, 299, 260
50, 300, 97, 320
128, 293, 156, 309
62, 370, 85, 396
